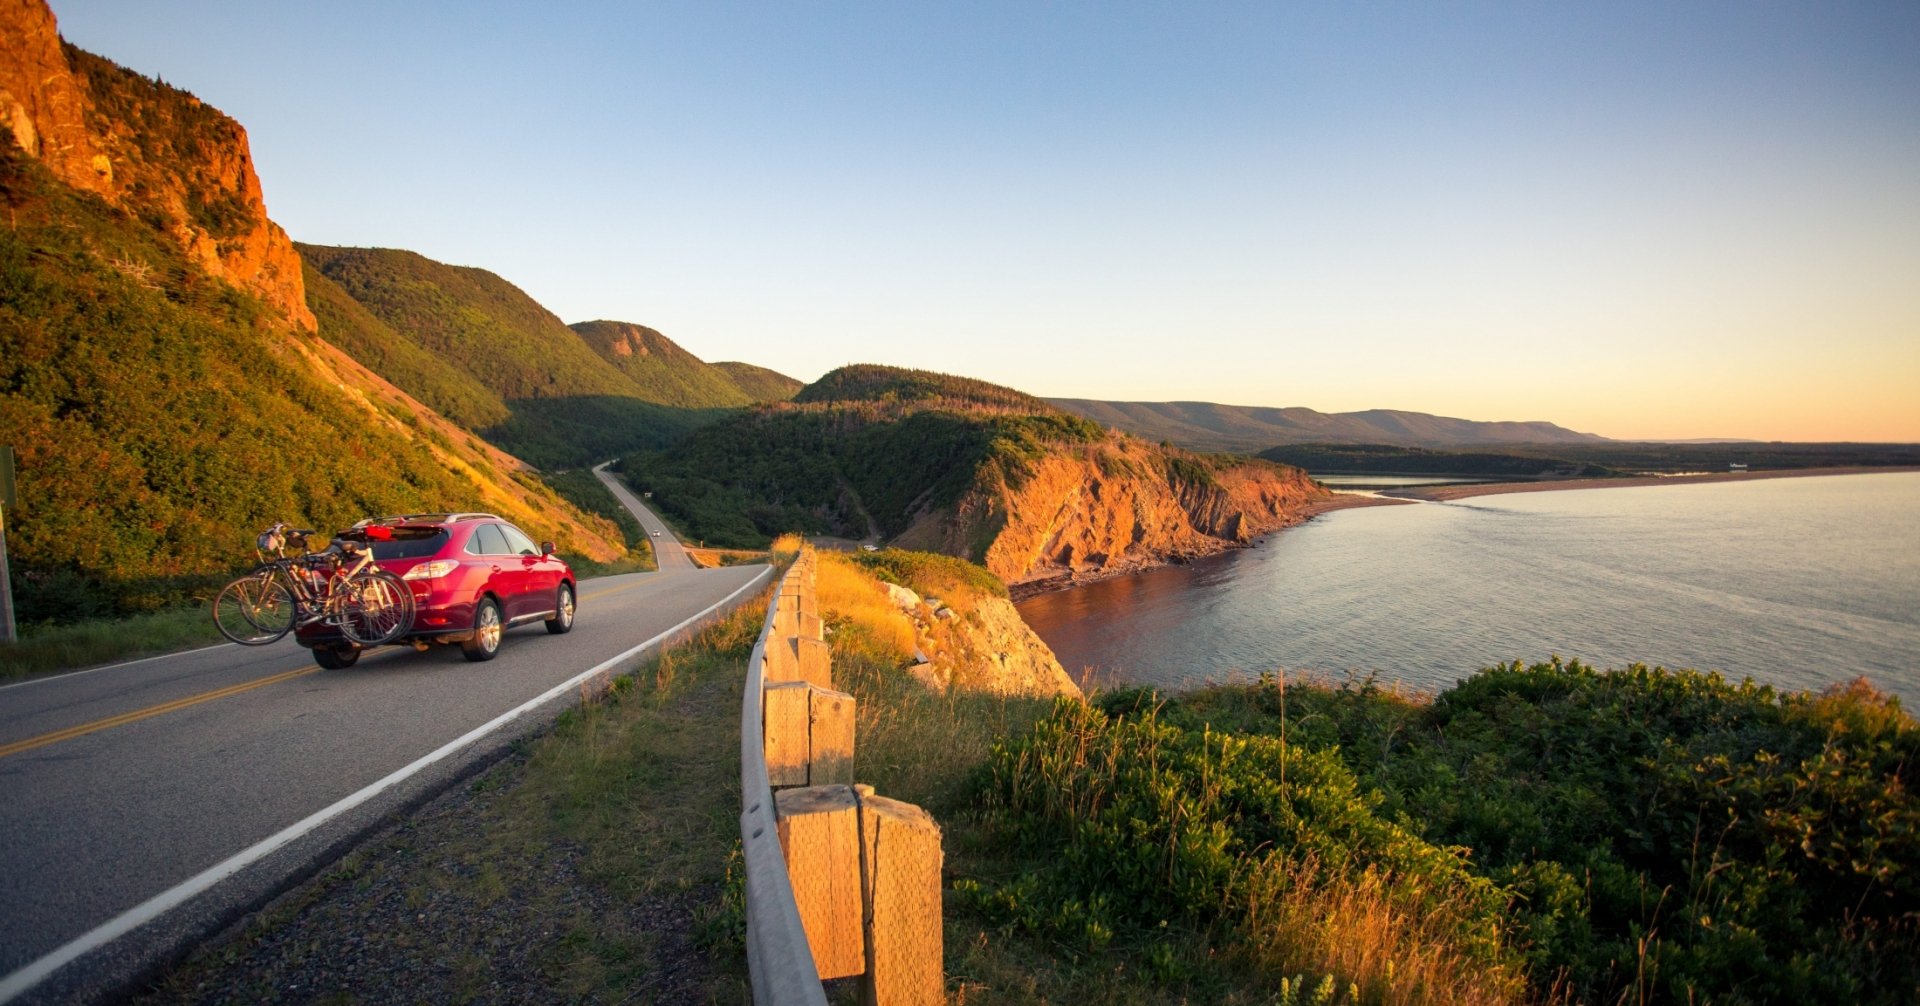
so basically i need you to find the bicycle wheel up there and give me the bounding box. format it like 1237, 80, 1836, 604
213, 572, 295, 645
337, 571, 415, 646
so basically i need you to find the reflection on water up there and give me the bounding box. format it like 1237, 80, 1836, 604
1017, 473, 1920, 703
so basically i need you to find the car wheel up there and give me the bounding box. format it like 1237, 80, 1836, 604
462, 598, 503, 662
545, 583, 575, 635
313, 645, 360, 670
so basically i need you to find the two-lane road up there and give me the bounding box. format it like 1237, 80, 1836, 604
594, 462, 693, 570
1, 496, 768, 1004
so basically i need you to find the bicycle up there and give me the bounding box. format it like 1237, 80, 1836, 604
212, 522, 416, 648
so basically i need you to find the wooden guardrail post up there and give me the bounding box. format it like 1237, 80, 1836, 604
774, 785, 866, 979
765, 681, 855, 786
766, 635, 832, 688
853, 786, 943, 1006
775, 597, 823, 642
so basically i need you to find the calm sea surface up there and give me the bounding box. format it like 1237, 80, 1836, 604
1016, 472, 1920, 703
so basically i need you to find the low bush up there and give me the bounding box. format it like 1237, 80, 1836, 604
969, 661, 1919, 1004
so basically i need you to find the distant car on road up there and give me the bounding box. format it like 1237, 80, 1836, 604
295, 513, 574, 668
651, 530, 662, 537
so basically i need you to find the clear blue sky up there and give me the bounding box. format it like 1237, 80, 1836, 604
52, 1, 1920, 440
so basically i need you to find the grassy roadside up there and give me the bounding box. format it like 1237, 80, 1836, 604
135, 594, 770, 1005
0, 605, 224, 680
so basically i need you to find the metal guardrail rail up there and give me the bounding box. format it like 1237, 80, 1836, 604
739, 588, 832, 1005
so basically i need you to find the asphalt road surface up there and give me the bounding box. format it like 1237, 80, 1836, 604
593, 462, 693, 570
0, 496, 768, 1004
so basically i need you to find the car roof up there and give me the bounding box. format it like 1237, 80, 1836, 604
372, 512, 502, 527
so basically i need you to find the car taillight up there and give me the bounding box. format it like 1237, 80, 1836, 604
402, 559, 460, 581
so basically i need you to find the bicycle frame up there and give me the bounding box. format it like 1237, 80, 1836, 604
257, 542, 380, 630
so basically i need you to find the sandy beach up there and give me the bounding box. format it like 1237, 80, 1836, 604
1379, 465, 1920, 502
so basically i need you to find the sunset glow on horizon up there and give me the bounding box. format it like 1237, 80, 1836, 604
52, 1, 1920, 442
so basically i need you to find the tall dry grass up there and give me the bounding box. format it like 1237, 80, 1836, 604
815, 552, 917, 664
1239, 855, 1537, 1006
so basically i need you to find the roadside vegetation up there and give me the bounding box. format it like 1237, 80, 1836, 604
0, 606, 222, 680
966, 664, 1918, 1004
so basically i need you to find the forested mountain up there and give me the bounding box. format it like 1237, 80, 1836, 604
1051, 398, 1608, 453
299, 245, 726, 469
0, 1, 627, 622
710, 361, 803, 403
568, 319, 755, 409
624, 366, 1332, 588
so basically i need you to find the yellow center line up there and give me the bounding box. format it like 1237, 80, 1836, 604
581, 579, 652, 603
0, 666, 322, 760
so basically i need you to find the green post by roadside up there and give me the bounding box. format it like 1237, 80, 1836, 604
1, 445, 15, 643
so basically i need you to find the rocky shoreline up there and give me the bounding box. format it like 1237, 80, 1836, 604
1005, 493, 1399, 600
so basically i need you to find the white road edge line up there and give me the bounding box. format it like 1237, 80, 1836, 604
0, 564, 775, 1004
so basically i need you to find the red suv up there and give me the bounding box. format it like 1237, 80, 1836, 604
295, 513, 576, 668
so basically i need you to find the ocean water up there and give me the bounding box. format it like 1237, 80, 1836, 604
1016, 472, 1920, 703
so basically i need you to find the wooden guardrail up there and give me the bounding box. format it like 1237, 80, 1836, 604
739, 549, 942, 1004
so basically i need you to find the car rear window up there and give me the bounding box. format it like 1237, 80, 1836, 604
465, 523, 511, 556
371, 528, 449, 561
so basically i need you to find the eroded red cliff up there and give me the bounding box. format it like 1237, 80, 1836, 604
896, 435, 1333, 590
0, 0, 315, 329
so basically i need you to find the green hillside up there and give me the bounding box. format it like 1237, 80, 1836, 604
302, 260, 508, 429
0, 146, 618, 622
711, 360, 803, 402
299, 245, 711, 468
795, 363, 1057, 413
569, 320, 753, 409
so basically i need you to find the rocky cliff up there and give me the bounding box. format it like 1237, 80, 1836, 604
898, 434, 1332, 590
822, 549, 1080, 699
881, 578, 1081, 698
0, 0, 314, 329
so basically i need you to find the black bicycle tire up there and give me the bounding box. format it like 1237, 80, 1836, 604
213, 571, 295, 645
337, 570, 415, 646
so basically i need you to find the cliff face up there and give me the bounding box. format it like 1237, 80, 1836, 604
850, 557, 1081, 699
0, 0, 314, 329
0, 0, 108, 195
901, 437, 1331, 589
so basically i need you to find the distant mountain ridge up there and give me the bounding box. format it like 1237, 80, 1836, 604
299, 245, 800, 468
710, 361, 804, 403
1049, 399, 1609, 453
